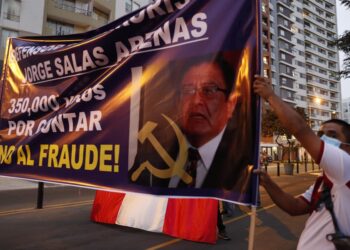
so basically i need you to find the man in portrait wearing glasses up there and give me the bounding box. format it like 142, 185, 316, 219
167, 53, 251, 190
129, 53, 253, 192
254, 76, 350, 249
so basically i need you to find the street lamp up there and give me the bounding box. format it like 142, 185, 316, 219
314, 97, 321, 105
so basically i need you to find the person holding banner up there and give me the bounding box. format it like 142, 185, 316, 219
129, 52, 252, 192
253, 75, 350, 249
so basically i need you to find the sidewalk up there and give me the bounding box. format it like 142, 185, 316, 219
0, 163, 321, 191
0, 176, 39, 191
0, 176, 61, 191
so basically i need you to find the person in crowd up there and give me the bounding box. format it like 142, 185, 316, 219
253, 75, 350, 249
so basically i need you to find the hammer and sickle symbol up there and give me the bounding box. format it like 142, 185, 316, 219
131, 114, 193, 184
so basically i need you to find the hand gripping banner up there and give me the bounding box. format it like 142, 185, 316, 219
0, 0, 261, 204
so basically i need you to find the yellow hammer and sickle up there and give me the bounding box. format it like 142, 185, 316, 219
131, 114, 193, 184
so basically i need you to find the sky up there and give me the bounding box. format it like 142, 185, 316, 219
337, 1, 350, 99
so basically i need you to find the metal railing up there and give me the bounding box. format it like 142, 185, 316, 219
3, 12, 20, 22
53, 0, 91, 16
262, 160, 320, 176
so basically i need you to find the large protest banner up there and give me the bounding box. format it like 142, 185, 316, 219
0, 0, 261, 204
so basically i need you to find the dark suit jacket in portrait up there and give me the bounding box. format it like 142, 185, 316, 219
128, 107, 253, 194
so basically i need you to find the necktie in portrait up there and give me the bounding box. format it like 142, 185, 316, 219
178, 148, 200, 188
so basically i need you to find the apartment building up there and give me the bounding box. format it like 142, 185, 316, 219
264, 0, 341, 130
261, 0, 341, 159
343, 97, 350, 123
0, 0, 152, 70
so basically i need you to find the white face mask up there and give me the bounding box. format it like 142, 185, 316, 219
320, 135, 342, 147
320, 135, 350, 148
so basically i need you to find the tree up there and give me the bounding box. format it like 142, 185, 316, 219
261, 106, 307, 163
340, 0, 350, 8
336, 0, 350, 78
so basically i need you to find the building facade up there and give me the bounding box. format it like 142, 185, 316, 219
343, 97, 350, 123
263, 0, 341, 131
261, 0, 341, 159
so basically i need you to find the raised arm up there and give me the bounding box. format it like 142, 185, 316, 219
255, 168, 310, 215
253, 75, 322, 162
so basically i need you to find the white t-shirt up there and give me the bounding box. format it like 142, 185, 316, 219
297, 142, 350, 250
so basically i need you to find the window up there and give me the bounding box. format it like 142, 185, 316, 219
316, 8, 324, 15
316, 27, 325, 35
296, 61, 305, 67
319, 68, 327, 75
295, 17, 302, 23
75, 1, 90, 15
3, 0, 21, 21
126, 0, 141, 13
297, 39, 304, 45
263, 56, 269, 65
92, 8, 109, 23
264, 69, 268, 78
47, 19, 74, 36
319, 79, 326, 85
57, 0, 75, 12
317, 37, 325, 44
1, 29, 18, 49
320, 89, 327, 95
281, 77, 287, 84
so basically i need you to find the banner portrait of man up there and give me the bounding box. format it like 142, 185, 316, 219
129, 51, 256, 201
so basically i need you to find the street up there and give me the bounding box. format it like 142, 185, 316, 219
0, 172, 320, 250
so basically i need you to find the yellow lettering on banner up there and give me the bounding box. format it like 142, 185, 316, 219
85, 144, 98, 171
114, 145, 120, 172
71, 145, 83, 170
58, 145, 70, 169
17, 146, 26, 165
0, 145, 16, 164
39, 144, 49, 166
25, 145, 34, 166
37, 144, 120, 172
16, 145, 34, 166
100, 144, 113, 172
48, 144, 59, 167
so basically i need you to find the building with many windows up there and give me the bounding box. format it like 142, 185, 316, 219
261, 0, 341, 159
265, 0, 341, 111
262, 0, 341, 132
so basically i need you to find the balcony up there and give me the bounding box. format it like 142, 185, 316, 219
47, 0, 109, 30
278, 0, 294, 11
280, 81, 294, 89
53, 0, 92, 16
3, 12, 20, 22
